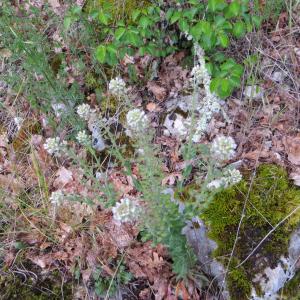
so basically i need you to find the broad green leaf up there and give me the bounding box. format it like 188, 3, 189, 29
132, 9, 141, 21
220, 58, 237, 71
166, 8, 174, 21
114, 27, 126, 40
232, 21, 246, 38
225, 1, 240, 18
170, 11, 181, 24
125, 31, 142, 47
178, 18, 189, 32
95, 45, 106, 63
98, 11, 110, 25
208, 0, 226, 12
139, 16, 152, 29
228, 75, 241, 88
218, 32, 229, 48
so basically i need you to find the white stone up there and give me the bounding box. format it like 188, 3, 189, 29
243, 85, 264, 100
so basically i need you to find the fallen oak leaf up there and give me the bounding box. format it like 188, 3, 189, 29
283, 136, 300, 165
53, 167, 73, 188
147, 81, 168, 102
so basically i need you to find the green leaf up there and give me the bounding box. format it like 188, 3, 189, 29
170, 11, 181, 24
225, 1, 240, 18
114, 27, 126, 40
220, 58, 237, 71
219, 78, 232, 98
63, 16, 72, 30
95, 45, 106, 63
218, 32, 229, 48
125, 31, 142, 47
228, 75, 241, 88
201, 32, 216, 50
183, 8, 198, 20
214, 15, 226, 28
139, 16, 152, 29
232, 21, 246, 38
166, 8, 174, 21
132, 9, 141, 22
98, 11, 110, 25
208, 0, 226, 12
252, 15, 262, 28
178, 18, 189, 32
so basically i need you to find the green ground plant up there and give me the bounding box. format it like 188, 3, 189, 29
94, 0, 261, 98
201, 164, 300, 299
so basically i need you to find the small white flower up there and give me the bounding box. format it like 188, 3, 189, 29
112, 198, 140, 223
126, 108, 149, 134
77, 103, 91, 121
207, 178, 225, 190
76, 130, 91, 146
52, 102, 67, 118
109, 77, 126, 97
49, 190, 64, 206
223, 169, 243, 186
13, 117, 24, 131
184, 31, 193, 41
211, 135, 237, 161
44, 137, 62, 156
191, 64, 209, 85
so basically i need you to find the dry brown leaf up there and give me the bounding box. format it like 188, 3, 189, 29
146, 102, 158, 112
147, 81, 168, 102
0, 174, 25, 195
283, 136, 300, 165
53, 167, 73, 188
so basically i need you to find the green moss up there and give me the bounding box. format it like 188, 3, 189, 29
201, 164, 300, 299
280, 270, 300, 299
0, 271, 73, 300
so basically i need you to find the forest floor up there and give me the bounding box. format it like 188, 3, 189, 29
0, 1, 300, 299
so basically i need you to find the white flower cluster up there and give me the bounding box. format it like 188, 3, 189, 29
207, 169, 243, 191
49, 190, 64, 206
188, 44, 221, 142
210, 135, 237, 161
108, 77, 126, 97
112, 198, 140, 223
76, 130, 91, 146
126, 108, 149, 136
223, 169, 243, 186
44, 137, 66, 156
77, 103, 91, 120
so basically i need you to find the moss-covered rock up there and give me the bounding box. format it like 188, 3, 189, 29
201, 164, 300, 299
0, 271, 72, 300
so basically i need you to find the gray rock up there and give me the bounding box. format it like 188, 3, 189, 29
251, 227, 300, 299
183, 217, 230, 299
243, 85, 264, 100
271, 71, 285, 83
